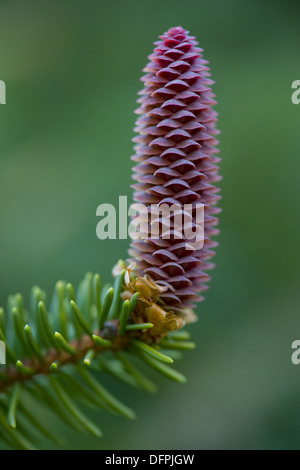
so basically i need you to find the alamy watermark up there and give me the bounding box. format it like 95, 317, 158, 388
0, 340, 5, 365
291, 340, 300, 365
0, 80, 6, 104
291, 80, 300, 105
96, 196, 204, 251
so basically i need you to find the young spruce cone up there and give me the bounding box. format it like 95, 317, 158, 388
127, 26, 221, 331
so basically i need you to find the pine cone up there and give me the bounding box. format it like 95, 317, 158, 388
128, 26, 221, 317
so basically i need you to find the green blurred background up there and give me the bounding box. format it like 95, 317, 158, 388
0, 0, 299, 450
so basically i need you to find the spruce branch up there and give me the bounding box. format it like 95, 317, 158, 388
0, 271, 194, 449
0, 25, 220, 449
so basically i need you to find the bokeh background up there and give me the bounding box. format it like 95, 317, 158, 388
0, 0, 299, 450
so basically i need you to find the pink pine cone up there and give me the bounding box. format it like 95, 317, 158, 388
128, 26, 221, 314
